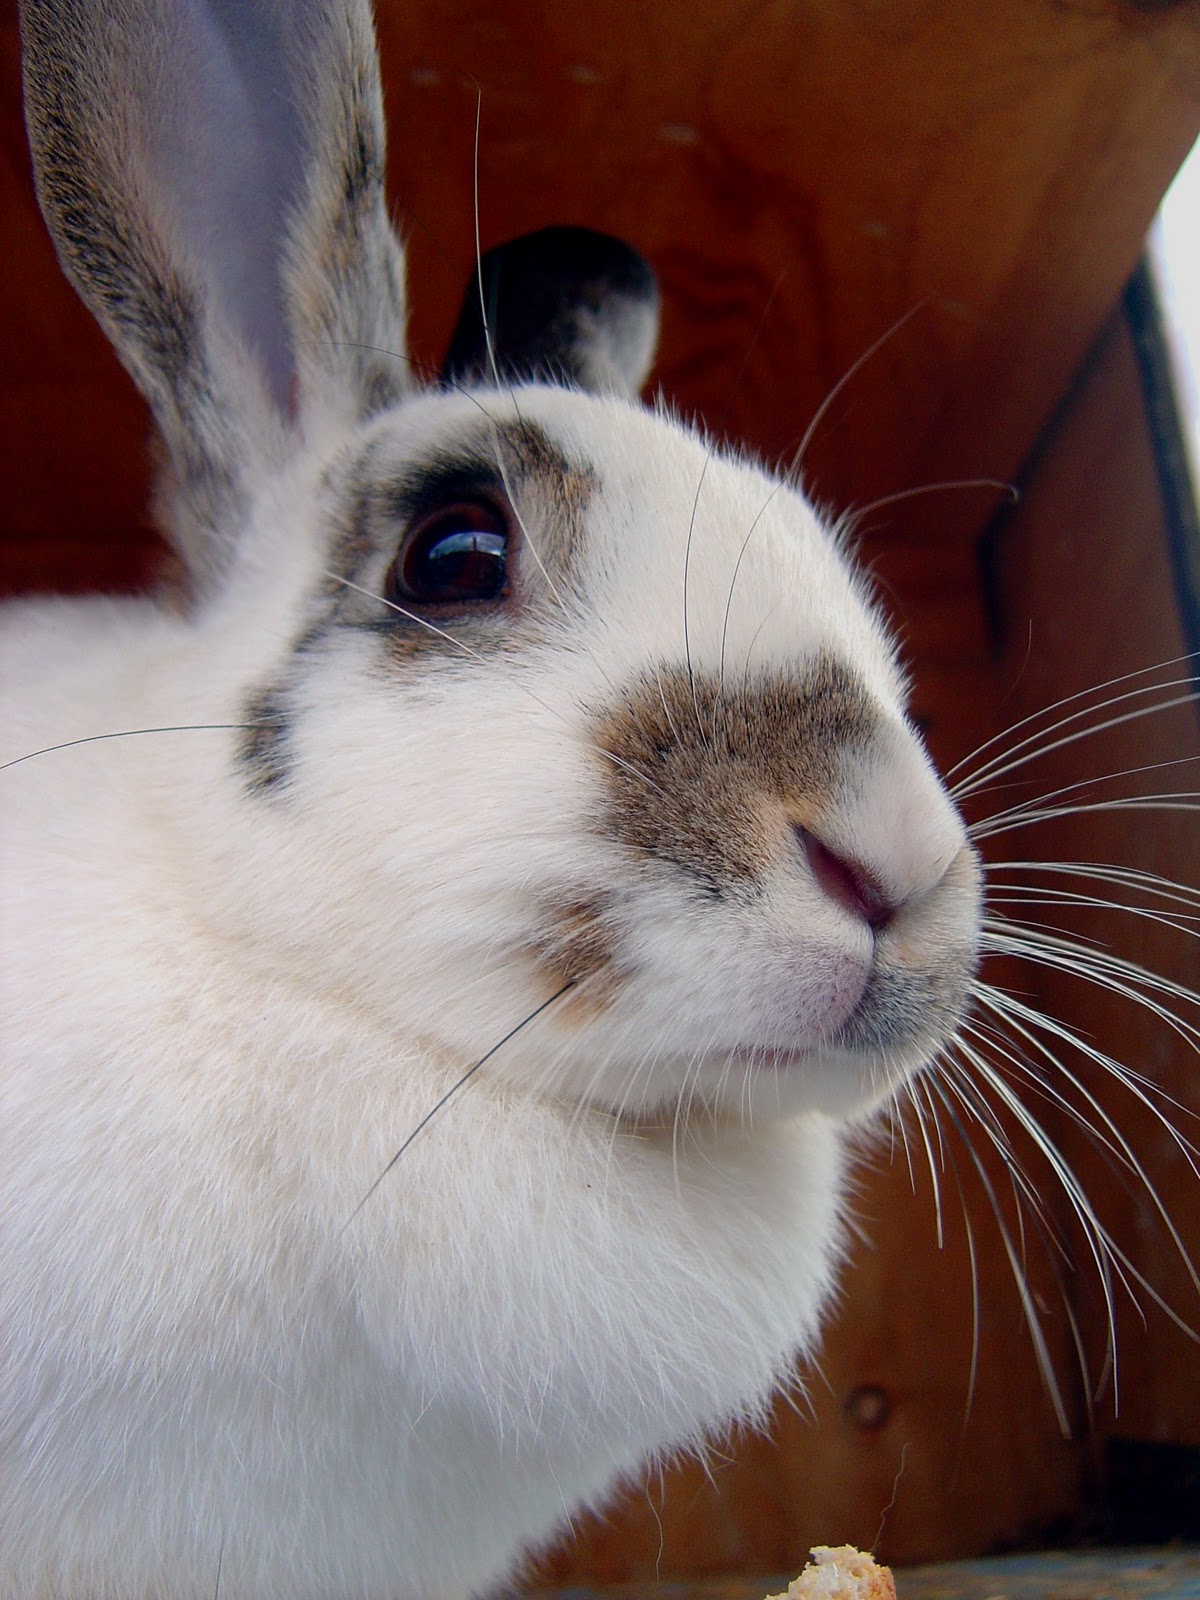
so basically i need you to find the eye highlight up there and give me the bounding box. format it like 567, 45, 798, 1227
385, 497, 511, 607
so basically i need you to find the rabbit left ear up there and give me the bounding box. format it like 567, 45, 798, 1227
441, 227, 660, 398
21, 0, 410, 592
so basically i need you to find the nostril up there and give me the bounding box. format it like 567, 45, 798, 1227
797, 826, 894, 932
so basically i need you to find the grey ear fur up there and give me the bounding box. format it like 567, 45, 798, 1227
19, 0, 410, 596
442, 227, 660, 399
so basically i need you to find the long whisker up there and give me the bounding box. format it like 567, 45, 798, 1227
966, 741, 1200, 836
463, 97, 586, 631
1, 724, 249, 772
918, 1078, 973, 1418
977, 748, 1200, 817
945, 653, 1198, 790
681, 448, 714, 750
985, 885, 1200, 939
470, 86, 500, 394
974, 984, 1200, 1297
986, 858, 1200, 913
921, 1068, 1074, 1434
947, 1044, 1118, 1395
958, 1013, 1166, 1211
347, 981, 575, 1222
980, 927, 1200, 1071
718, 492, 779, 694
841, 478, 1017, 530
952, 680, 1199, 803
786, 302, 926, 485
968, 1053, 1105, 1412
694, 274, 790, 714
972, 791, 1200, 842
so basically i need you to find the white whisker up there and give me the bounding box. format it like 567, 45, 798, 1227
921, 1069, 1074, 1435
966, 743, 1200, 835
2, 724, 248, 772
786, 302, 926, 486
947, 657, 1198, 793
986, 888, 1200, 941
974, 985, 1200, 1300
981, 926, 1200, 1067
986, 858, 1200, 913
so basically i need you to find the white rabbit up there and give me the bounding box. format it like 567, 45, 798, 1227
1, 1, 981, 1595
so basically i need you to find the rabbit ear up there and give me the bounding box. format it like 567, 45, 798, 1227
441, 227, 660, 398
20, 0, 410, 590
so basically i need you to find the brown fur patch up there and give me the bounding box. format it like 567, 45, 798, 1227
318, 419, 594, 649
528, 897, 624, 1020
238, 683, 293, 793
592, 654, 879, 894
481, 420, 596, 587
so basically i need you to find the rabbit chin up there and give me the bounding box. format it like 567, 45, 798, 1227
502, 874, 978, 1127
554, 1038, 940, 1128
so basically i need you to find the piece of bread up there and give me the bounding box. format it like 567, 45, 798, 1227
766, 1545, 897, 1600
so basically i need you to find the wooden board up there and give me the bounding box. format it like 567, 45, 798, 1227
986, 308, 1200, 1459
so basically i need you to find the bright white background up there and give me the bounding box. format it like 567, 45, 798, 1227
1153, 140, 1200, 490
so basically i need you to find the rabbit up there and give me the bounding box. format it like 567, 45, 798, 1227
1, 0, 983, 1595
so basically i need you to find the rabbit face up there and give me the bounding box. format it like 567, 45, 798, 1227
16, 0, 979, 1129
201, 384, 980, 1127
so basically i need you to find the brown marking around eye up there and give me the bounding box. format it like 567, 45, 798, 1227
592, 653, 880, 894
318, 419, 595, 650
478, 420, 596, 601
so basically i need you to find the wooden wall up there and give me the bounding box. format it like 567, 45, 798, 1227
2, 0, 1199, 1575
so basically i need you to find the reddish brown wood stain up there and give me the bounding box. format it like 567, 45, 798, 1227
2, 0, 1198, 1575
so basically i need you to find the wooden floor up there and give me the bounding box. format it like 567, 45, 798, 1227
529, 1547, 1200, 1599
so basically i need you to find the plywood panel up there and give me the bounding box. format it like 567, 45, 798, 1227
528, 309, 1199, 1584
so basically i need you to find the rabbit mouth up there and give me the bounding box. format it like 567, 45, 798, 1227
729, 963, 970, 1081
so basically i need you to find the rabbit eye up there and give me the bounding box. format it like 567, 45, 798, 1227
386, 498, 511, 607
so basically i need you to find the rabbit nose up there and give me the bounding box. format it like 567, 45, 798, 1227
796, 826, 895, 932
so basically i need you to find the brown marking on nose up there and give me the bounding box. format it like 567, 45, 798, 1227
592, 653, 880, 894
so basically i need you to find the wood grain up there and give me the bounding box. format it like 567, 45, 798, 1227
4, 0, 1199, 586
526, 1546, 1200, 1600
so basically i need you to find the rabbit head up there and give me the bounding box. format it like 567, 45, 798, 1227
19, 0, 980, 1134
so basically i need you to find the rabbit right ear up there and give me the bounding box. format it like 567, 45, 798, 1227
20, 0, 411, 595
442, 227, 660, 398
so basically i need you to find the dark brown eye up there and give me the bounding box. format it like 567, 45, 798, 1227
385, 498, 511, 606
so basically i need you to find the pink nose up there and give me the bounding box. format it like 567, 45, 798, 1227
797, 826, 894, 931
